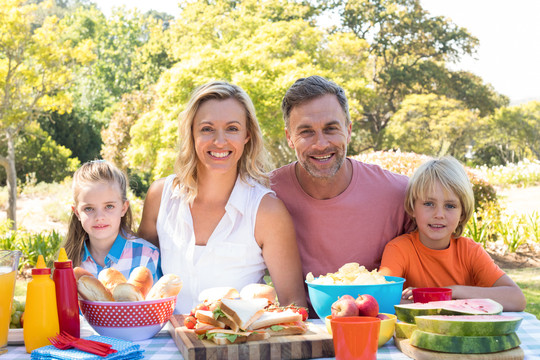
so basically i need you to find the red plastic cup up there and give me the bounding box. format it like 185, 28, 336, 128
412, 287, 452, 303
330, 317, 381, 360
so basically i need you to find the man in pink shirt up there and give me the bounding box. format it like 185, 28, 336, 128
270, 76, 412, 315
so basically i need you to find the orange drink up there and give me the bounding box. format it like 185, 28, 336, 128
0, 269, 16, 353
0, 250, 20, 356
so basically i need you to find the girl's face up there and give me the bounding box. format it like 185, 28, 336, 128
412, 181, 462, 250
73, 181, 128, 246
193, 98, 250, 177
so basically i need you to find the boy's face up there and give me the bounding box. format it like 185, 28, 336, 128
413, 181, 462, 249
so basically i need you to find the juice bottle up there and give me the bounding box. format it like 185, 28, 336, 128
53, 248, 80, 337
23, 255, 60, 353
0, 268, 16, 352
0, 250, 20, 355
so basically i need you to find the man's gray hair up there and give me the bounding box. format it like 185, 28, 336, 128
281, 75, 350, 128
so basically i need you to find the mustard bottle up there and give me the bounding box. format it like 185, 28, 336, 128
24, 255, 60, 353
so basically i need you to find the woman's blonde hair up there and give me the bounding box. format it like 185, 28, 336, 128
173, 81, 270, 204
405, 156, 474, 237
64, 160, 133, 266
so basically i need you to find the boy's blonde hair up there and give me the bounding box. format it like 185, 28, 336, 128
405, 156, 474, 237
64, 160, 133, 266
173, 80, 270, 204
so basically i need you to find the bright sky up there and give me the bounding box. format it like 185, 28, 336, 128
94, 0, 540, 104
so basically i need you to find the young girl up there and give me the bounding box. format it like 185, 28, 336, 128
65, 160, 160, 283
380, 156, 526, 312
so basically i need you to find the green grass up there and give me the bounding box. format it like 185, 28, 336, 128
505, 267, 540, 320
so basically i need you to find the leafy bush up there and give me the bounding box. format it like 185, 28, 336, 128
352, 150, 499, 212
0, 220, 62, 269
0, 124, 80, 185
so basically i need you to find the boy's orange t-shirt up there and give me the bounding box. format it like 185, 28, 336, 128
380, 231, 505, 289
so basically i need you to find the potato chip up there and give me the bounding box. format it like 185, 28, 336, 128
306, 262, 391, 285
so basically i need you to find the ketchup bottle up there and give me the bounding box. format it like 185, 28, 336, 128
24, 255, 60, 353
53, 248, 80, 337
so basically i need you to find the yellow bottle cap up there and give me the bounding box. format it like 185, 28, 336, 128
32, 255, 51, 275
36, 255, 46, 268
57, 248, 68, 262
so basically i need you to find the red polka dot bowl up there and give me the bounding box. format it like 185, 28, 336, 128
79, 296, 176, 341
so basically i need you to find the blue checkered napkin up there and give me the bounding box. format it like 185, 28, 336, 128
30, 335, 144, 360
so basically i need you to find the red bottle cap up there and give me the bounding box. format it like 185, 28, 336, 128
32, 255, 51, 275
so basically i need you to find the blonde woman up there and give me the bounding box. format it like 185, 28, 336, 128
138, 81, 306, 313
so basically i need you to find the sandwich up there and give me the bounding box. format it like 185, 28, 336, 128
198, 328, 270, 345
239, 283, 277, 305
217, 298, 268, 331
248, 309, 307, 336
194, 301, 271, 344
194, 310, 226, 329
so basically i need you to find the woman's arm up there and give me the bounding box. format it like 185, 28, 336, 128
137, 178, 165, 249
449, 274, 526, 312
255, 194, 307, 308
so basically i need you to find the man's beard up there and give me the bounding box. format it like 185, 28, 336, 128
299, 149, 346, 179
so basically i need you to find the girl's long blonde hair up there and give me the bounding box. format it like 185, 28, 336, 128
173, 81, 270, 204
64, 160, 133, 266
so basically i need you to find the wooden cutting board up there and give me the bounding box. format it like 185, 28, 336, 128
169, 314, 334, 360
394, 336, 524, 360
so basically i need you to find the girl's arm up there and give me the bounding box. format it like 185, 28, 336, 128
137, 179, 165, 248
449, 274, 526, 312
255, 194, 307, 308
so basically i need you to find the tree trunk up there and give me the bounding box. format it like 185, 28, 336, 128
4, 132, 17, 230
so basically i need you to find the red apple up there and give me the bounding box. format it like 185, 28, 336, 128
339, 295, 355, 301
376, 313, 389, 320
331, 297, 359, 318
355, 294, 379, 317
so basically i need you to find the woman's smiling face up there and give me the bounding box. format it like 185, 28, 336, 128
193, 98, 250, 176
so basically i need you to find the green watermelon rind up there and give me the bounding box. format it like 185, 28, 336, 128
410, 330, 521, 354
395, 305, 438, 324
394, 299, 503, 324
395, 322, 417, 339
415, 315, 523, 336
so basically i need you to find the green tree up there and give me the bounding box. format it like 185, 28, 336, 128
39, 4, 173, 163
476, 101, 540, 165
127, 0, 372, 178
101, 89, 155, 172
0, 122, 80, 184
0, 0, 93, 229
385, 94, 479, 159
323, 0, 485, 150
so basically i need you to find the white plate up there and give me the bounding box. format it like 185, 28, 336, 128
7, 328, 23, 345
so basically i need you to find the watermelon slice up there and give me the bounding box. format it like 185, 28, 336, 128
394, 299, 503, 323
415, 315, 522, 336
410, 330, 521, 353
395, 322, 417, 338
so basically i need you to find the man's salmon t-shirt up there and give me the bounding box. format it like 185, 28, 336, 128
380, 231, 505, 289
270, 159, 412, 280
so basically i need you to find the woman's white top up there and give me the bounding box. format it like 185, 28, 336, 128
157, 174, 272, 314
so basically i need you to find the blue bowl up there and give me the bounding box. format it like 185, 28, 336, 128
306, 276, 405, 319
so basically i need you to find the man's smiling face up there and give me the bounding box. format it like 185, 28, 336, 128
286, 94, 351, 179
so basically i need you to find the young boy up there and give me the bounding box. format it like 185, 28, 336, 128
379, 156, 525, 312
